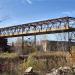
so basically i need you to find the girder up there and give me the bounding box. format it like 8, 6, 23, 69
0, 16, 75, 38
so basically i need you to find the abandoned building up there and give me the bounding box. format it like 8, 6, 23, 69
36, 40, 75, 52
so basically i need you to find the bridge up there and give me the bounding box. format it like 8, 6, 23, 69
0, 16, 75, 38
0, 16, 75, 53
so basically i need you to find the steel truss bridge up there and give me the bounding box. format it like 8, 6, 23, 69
0, 16, 75, 38
0, 16, 75, 53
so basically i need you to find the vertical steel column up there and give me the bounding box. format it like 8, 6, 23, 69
34, 34, 36, 48
22, 36, 24, 54
34, 26, 36, 48
22, 27, 24, 54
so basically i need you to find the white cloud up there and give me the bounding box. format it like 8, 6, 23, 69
26, 0, 32, 4
62, 11, 72, 16
62, 11, 75, 16
21, 0, 45, 5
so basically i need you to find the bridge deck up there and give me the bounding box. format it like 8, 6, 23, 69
0, 27, 75, 38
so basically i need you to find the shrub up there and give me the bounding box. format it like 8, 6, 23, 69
18, 53, 47, 74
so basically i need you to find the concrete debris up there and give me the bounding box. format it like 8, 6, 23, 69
46, 65, 75, 75
24, 67, 39, 75
25, 67, 33, 73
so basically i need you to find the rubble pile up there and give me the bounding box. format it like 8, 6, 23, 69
46, 65, 75, 75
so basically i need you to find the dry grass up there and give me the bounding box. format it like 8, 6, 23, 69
18, 51, 70, 74
33, 51, 69, 56
66, 51, 75, 65
0, 51, 75, 75
0, 52, 19, 59
32, 51, 75, 66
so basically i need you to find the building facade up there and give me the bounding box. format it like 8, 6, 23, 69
36, 40, 75, 52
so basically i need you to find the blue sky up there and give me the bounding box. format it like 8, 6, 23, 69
0, 0, 74, 42
0, 0, 75, 27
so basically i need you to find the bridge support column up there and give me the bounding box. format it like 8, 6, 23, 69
34, 35, 36, 48
68, 32, 71, 54
22, 36, 24, 54
34, 26, 36, 49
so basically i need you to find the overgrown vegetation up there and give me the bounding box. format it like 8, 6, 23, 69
18, 53, 47, 75
0, 51, 75, 75
0, 52, 19, 58
17, 51, 74, 75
